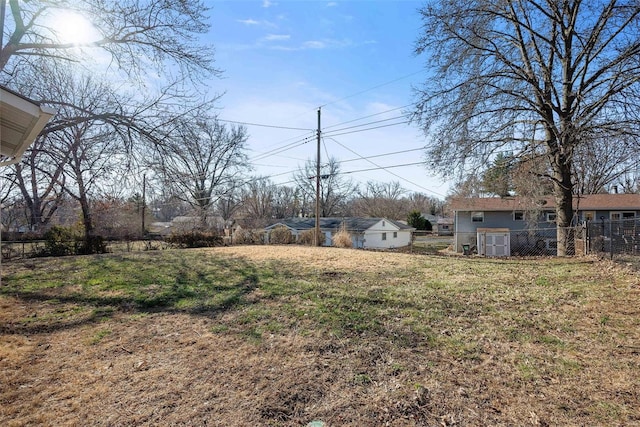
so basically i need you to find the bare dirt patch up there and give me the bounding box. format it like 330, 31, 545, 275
1, 246, 639, 426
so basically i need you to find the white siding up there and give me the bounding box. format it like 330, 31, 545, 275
363, 220, 412, 248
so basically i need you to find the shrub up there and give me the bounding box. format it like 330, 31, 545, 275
79, 235, 108, 255
333, 226, 352, 248
166, 231, 223, 248
269, 226, 294, 244
299, 228, 324, 246
407, 210, 432, 231
233, 229, 264, 245
42, 226, 76, 256
40, 226, 108, 256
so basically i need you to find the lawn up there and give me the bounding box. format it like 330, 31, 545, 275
1, 246, 639, 426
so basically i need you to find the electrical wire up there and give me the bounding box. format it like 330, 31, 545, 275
342, 162, 425, 173
323, 104, 412, 130
217, 118, 313, 131
322, 115, 408, 134
323, 120, 411, 138
325, 136, 446, 197
337, 147, 425, 164
319, 70, 423, 109
249, 134, 315, 162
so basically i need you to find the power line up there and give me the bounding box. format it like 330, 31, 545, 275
323, 115, 407, 134
217, 118, 313, 131
249, 115, 413, 162
323, 120, 411, 138
325, 136, 446, 197
249, 135, 314, 162
323, 104, 412, 130
337, 147, 425, 164
319, 70, 423, 109
342, 162, 426, 173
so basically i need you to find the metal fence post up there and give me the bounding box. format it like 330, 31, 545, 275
609, 219, 614, 260
600, 216, 605, 253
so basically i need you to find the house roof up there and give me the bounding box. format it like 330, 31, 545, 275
449, 194, 640, 212
1, 85, 56, 166
266, 217, 414, 232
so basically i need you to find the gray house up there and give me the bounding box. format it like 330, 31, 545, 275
265, 217, 415, 249
449, 194, 640, 255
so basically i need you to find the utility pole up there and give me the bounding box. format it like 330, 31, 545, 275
141, 174, 146, 237
315, 107, 321, 246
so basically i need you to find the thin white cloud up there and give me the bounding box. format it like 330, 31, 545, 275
237, 19, 259, 26
237, 18, 278, 29
264, 34, 291, 42
302, 40, 326, 49
327, 2, 338, 7
262, 0, 277, 8
264, 38, 370, 52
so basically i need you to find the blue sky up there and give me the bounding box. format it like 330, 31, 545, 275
207, 0, 450, 199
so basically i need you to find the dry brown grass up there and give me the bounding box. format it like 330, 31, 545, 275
1, 247, 639, 426
269, 226, 295, 244
332, 228, 353, 248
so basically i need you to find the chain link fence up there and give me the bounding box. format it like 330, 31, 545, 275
585, 218, 640, 259
4, 220, 639, 260
454, 219, 640, 258
0, 238, 171, 260
455, 226, 586, 257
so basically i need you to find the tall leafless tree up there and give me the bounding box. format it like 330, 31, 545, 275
572, 136, 639, 195
349, 181, 407, 219
273, 185, 301, 219
239, 177, 276, 228
413, 0, 640, 255
1, 0, 220, 236
153, 117, 250, 229
0, 0, 216, 80
294, 156, 355, 218
6, 68, 144, 234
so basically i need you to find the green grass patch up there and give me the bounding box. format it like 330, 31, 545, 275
1, 248, 639, 425
89, 328, 112, 345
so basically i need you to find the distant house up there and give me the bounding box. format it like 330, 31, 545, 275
436, 217, 454, 236
265, 217, 415, 249
148, 215, 226, 236
449, 194, 640, 255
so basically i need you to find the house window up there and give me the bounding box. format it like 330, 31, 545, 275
382, 232, 387, 241
583, 211, 595, 221
393, 231, 397, 238
546, 212, 557, 222
471, 211, 484, 222
382, 220, 386, 226
513, 211, 524, 221
610, 211, 635, 220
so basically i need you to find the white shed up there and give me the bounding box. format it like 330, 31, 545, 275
477, 228, 511, 257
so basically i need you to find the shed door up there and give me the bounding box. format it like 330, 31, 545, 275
478, 232, 510, 256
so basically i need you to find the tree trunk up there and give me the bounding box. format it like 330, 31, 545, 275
79, 193, 94, 237
551, 153, 574, 256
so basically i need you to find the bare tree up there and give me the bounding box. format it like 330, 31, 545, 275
350, 181, 407, 219
273, 185, 301, 219
236, 179, 300, 225
0, 0, 216, 80
216, 187, 243, 224
1, 0, 219, 167
7, 69, 137, 235
413, 1, 640, 255
294, 156, 355, 217
573, 136, 639, 195
153, 117, 250, 229
238, 177, 277, 228
407, 192, 445, 217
